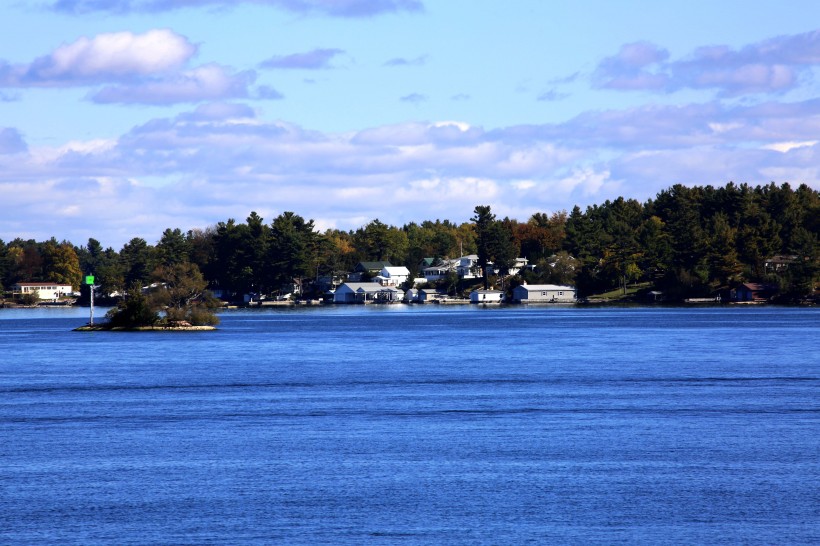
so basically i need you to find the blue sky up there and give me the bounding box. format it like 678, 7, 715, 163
2, 0, 820, 248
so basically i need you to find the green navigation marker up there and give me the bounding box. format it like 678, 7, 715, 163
85, 275, 95, 285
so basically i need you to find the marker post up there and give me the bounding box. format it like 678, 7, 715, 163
85, 275, 95, 325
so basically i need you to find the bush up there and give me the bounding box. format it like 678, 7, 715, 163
187, 306, 220, 326
106, 290, 159, 328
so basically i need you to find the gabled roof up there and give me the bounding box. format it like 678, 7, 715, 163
419, 287, 448, 294
382, 266, 410, 276
340, 282, 382, 290
339, 282, 399, 293
739, 283, 777, 291
355, 261, 392, 272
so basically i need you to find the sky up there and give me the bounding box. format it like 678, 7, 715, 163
2, 0, 820, 249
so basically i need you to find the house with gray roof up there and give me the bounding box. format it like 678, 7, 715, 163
512, 284, 576, 303
333, 282, 400, 303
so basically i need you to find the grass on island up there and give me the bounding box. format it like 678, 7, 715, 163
587, 282, 652, 302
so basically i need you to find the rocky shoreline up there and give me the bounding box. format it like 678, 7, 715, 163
74, 324, 216, 332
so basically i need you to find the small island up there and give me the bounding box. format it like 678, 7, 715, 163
75, 261, 219, 332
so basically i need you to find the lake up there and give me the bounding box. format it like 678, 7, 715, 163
1, 305, 818, 544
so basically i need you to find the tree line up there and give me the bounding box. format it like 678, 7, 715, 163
0, 181, 817, 302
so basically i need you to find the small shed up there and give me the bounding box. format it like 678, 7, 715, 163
418, 288, 449, 303
470, 289, 505, 304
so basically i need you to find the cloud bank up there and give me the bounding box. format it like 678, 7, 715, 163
594, 29, 820, 96
50, 0, 424, 17
2, 93, 819, 246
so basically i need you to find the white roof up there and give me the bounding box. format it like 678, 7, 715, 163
382, 266, 410, 275
338, 282, 384, 292
516, 284, 575, 291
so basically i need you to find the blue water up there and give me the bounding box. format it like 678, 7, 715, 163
1, 305, 818, 544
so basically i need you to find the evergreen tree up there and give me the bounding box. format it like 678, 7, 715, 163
472, 205, 496, 289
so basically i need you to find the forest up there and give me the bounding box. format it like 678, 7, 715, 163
1, 182, 818, 303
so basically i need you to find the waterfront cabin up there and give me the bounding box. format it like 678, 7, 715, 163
470, 289, 505, 304
512, 284, 576, 303
418, 288, 449, 303
732, 283, 777, 303
333, 282, 400, 303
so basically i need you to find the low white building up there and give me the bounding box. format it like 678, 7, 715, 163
13, 282, 74, 301
470, 289, 505, 304
512, 284, 576, 303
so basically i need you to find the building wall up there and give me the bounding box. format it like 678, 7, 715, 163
14, 284, 73, 300
470, 291, 504, 303
513, 287, 576, 303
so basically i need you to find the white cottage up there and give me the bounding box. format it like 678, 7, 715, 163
422, 259, 458, 282
375, 266, 411, 287
470, 289, 505, 304
512, 284, 576, 303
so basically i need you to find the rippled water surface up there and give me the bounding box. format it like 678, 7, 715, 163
1, 305, 818, 544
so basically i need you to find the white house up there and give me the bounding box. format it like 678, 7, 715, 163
422, 258, 459, 282
13, 282, 74, 301
490, 257, 529, 276
375, 266, 411, 287
422, 255, 483, 282
470, 289, 505, 304
333, 282, 400, 303
512, 284, 576, 303
457, 255, 481, 279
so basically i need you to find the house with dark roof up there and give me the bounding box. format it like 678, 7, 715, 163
732, 283, 778, 302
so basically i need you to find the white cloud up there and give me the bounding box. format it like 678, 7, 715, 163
91, 64, 255, 104
0, 30, 256, 105
762, 140, 818, 153
48, 29, 194, 78
1, 30, 195, 86
512, 180, 536, 191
